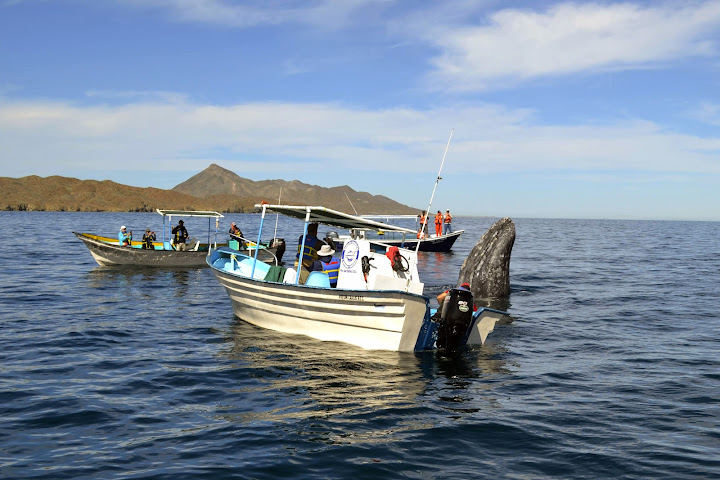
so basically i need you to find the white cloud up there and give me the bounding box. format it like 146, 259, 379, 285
0, 98, 718, 183
692, 102, 720, 126
117, 0, 387, 29
423, 1, 720, 90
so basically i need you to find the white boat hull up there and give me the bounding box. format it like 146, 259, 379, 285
212, 268, 430, 352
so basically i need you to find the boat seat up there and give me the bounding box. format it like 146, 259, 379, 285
305, 271, 331, 288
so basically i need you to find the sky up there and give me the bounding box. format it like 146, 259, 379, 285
1, 0, 719, 220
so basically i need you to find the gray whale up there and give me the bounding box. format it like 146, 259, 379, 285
458, 217, 515, 299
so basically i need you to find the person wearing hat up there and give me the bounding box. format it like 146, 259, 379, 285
443, 209, 453, 234
436, 282, 477, 311
118, 225, 132, 247
171, 219, 189, 251
142, 229, 156, 249
228, 221, 245, 248
311, 243, 340, 288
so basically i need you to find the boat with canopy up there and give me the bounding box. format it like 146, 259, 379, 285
207, 204, 508, 352
74, 209, 279, 267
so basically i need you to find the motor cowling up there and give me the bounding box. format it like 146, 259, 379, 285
437, 288, 475, 351
270, 238, 285, 263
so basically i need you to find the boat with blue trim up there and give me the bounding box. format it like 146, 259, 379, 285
208, 205, 508, 352
74, 209, 279, 267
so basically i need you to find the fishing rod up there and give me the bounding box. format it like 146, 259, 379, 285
345, 192, 358, 215
415, 129, 453, 256
407, 129, 454, 287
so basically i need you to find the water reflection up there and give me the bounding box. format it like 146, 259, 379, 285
216, 320, 511, 429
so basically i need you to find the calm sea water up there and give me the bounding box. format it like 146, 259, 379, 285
1, 212, 718, 479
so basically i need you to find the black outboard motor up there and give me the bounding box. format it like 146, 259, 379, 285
437, 288, 475, 351
270, 238, 285, 264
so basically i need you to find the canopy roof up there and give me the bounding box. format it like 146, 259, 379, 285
255, 205, 417, 234
156, 209, 224, 218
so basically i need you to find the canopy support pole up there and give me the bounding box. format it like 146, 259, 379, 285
251, 205, 268, 279
295, 208, 311, 285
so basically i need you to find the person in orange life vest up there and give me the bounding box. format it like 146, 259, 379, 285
443, 209, 453, 234
296, 222, 325, 269
434, 210, 443, 237
436, 282, 478, 312
311, 243, 340, 287
418, 210, 429, 239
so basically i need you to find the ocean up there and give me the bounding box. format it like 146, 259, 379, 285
1, 211, 718, 479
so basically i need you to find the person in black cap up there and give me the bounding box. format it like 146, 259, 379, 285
142, 229, 156, 249
172, 220, 189, 251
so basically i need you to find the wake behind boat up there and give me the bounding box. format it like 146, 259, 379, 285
208, 205, 508, 352
75, 209, 279, 267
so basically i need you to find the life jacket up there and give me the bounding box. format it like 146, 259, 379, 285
119, 230, 131, 245
142, 233, 155, 249
386, 246, 409, 272
435, 213, 443, 225
320, 258, 340, 286
297, 235, 321, 267
173, 226, 188, 244
444, 213, 452, 223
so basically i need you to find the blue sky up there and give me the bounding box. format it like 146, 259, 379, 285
1, 0, 719, 220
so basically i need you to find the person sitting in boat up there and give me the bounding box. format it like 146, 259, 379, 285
118, 225, 132, 247
436, 283, 477, 312
310, 244, 340, 288
434, 210, 443, 237
443, 209, 453, 234
142, 229, 156, 250
229, 222, 246, 248
296, 222, 325, 270
172, 220, 189, 251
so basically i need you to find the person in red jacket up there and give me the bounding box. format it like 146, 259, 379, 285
417, 210, 430, 239
434, 210, 443, 237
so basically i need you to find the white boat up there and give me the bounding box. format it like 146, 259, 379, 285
207, 205, 508, 352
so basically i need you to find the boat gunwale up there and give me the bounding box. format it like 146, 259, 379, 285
208, 247, 430, 302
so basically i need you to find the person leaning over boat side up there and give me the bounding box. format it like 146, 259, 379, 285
436, 283, 477, 312
172, 220, 189, 251
434, 210, 443, 237
142, 229, 156, 249
229, 222, 243, 238
296, 222, 325, 270
118, 225, 132, 247
443, 209, 453, 234
229, 222, 246, 248
311, 244, 340, 288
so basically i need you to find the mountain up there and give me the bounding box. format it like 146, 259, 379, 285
172, 163, 416, 214
0, 165, 417, 214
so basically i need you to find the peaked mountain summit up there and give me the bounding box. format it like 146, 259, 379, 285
173, 164, 416, 214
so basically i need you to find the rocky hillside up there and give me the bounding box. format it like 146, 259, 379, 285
0, 165, 417, 214
173, 164, 415, 214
